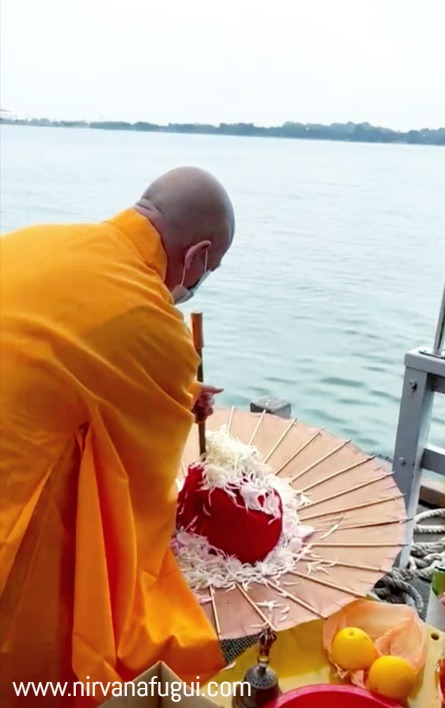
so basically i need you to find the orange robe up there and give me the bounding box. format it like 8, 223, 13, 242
0, 209, 224, 705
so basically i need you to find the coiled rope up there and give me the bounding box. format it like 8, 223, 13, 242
373, 508, 445, 614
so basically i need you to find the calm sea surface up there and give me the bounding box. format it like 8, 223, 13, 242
1, 124, 444, 457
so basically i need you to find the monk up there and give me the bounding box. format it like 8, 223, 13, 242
0, 167, 235, 705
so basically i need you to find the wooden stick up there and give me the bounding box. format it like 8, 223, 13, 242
248, 410, 265, 445
313, 542, 408, 548
312, 515, 407, 533
322, 559, 386, 573
328, 519, 406, 531
264, 418, 296, 462
290, 439, 350, 483
235, 584, 276, 630
227, 406, 235, 434
275, 429, 322, 475
209, 586, 221, 637
265, 579, 326, 618
300, 456, 374, 493
288, 570, 364, 597
300, 495, 403, 521
191, 312, 206, 457
302, 473, 389, 508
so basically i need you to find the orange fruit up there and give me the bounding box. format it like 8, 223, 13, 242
330, 627, 377, 671
367, 655, 416, 702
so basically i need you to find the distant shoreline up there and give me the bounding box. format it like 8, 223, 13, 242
1, 117, 444, 146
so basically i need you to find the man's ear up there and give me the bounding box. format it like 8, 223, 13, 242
184, 240, 211, 270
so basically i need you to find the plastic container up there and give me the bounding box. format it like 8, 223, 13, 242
265, 685, 401, 707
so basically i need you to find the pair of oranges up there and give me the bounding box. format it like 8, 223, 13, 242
330, 627, 417, 702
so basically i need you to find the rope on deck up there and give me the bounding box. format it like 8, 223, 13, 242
373, 508, 445, 614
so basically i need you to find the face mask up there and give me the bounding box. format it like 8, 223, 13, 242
172, 249, 209, 304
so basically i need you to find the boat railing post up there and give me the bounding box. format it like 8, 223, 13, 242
431, 283, 445, 357
392, 281, 445, 567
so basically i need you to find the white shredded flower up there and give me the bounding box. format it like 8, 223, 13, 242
173, 426, 316, 592
279, 605, 291, 619
255, 600, 281, 611
199, 426, 281, 517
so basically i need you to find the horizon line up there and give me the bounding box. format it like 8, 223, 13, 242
1, 110, 444, 134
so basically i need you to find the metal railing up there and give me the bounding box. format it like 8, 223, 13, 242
393, 281, 445, 566
432, 284, 445, 357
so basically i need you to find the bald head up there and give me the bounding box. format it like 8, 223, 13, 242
135, 167, 235, 300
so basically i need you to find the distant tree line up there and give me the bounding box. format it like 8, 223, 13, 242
1, 116, 444, 146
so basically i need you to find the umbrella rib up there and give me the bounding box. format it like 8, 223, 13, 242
235, 584, 276, 631
302, 473, 389, 509
209, 586, 221, 637
313, 542, 407, 548
300, 495, 404, 521
248, 410, 266, 445
226, 406, 235, 434
335, 519, 407, 530
265, 579, 326, 618
324, 560, 386, 573
264, 418, 297, 462
300, 456, 374, 493
290, 439, 351, 483
275, 429, 322, 475
288, 570, 364, 598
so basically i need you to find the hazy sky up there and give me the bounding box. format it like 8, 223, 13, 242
1, 0, 444, 130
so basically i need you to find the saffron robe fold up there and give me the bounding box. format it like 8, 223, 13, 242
0, 209, 224, 705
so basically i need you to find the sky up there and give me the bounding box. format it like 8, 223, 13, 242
1, 0, 444, 131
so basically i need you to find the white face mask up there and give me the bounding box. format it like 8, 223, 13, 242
172, 249, 209, 304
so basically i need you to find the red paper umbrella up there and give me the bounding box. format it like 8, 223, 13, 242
176, 407, 407, 641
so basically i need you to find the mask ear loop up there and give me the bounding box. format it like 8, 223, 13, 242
177, 245, 209, 295
185, 247, 209, 287
179, 261, 187, 288
179, 250, 193, 290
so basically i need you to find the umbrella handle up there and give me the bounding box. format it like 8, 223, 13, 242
191, 312, 206, 457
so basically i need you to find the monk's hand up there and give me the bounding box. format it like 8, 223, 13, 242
193, 384, 223, 423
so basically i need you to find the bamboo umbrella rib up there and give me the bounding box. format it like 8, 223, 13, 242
275, 429, 322, 475
325, 560, 386, 573
265, 579, 326, 618
264, 418, 297, 462
333, 519, 407, 531
302, 473, 389, 509
300, 495, 404, 521
209, 586, 221, 637
248, 410, 266, 445
288, 570, 364, 598
226, 406, 235, 434
290, 439, 351, 483
235, 584, 276, 631
300, 456, 374, 493
313, 542, 407, 548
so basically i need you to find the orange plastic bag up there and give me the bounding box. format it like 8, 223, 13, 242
323, 599, 428, 687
